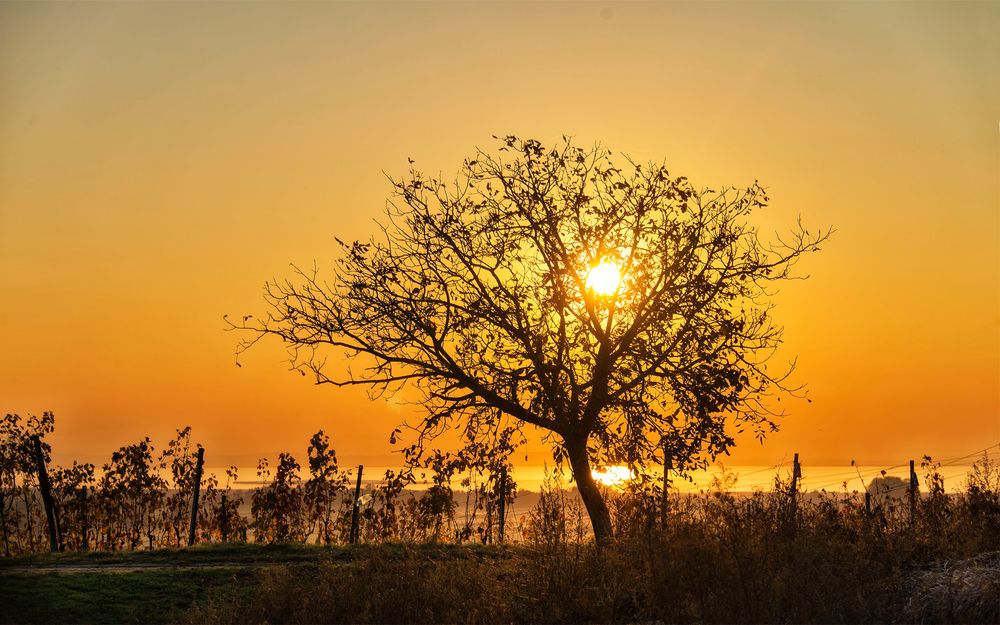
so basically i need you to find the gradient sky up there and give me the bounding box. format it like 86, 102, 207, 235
1, 1, 997, 471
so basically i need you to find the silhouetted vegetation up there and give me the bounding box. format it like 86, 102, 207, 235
0, 413, 514, 553
0, 415, 245, 554
3, 412, 999, 623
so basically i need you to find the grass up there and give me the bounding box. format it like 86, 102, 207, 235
0, 542, 513, 625
0, 567, 252, 625
0, 543, 314, 625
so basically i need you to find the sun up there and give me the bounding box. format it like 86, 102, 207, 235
585, 260, 621, 296
591, 465, 633, 487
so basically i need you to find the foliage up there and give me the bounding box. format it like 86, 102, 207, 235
160, 427, 199, 546
303, 430, 350, 544
49, 461, 95, 552
97, 438, 167, 550
0, 412, 54, 556
251, 453, 306, 544
0, 414, 521, 550
203, 466, 248, 543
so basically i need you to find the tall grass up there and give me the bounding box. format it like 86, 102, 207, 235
183, 456, 1000, 624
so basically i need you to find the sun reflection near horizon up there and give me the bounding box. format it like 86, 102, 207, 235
591, 465, 633, 486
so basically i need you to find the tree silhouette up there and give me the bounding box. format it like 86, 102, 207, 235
232, 136, 830, 543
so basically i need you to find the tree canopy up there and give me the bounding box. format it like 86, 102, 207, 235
232, 135, 830, 542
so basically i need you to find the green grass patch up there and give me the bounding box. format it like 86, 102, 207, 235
0, 567, 254, 625
0, 543, 519, 624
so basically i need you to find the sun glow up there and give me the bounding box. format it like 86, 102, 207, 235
585, 261, 621, 296
591, 465, 633, 486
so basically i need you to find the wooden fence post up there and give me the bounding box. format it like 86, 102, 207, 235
909, 459, 917, 527
497, 466, 507, 544
188, 446, 205, 546
864, 490, 871, 517
31, 435, 59, 553
350, 465, 363, 544
790, 453, 801, 501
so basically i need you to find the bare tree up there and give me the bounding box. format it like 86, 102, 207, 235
231, 136, 830, 543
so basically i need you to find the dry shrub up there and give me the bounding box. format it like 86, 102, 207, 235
903, 551, 1000, 624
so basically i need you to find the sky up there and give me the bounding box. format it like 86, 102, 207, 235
1, 1, 998, 473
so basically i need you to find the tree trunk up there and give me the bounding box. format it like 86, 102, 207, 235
565, 437, 613, 545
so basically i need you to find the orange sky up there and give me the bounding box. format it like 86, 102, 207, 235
1, 2, 997, 471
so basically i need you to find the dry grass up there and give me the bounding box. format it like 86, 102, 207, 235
902, 551, 1000, 624
181, 480, 1000, 624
